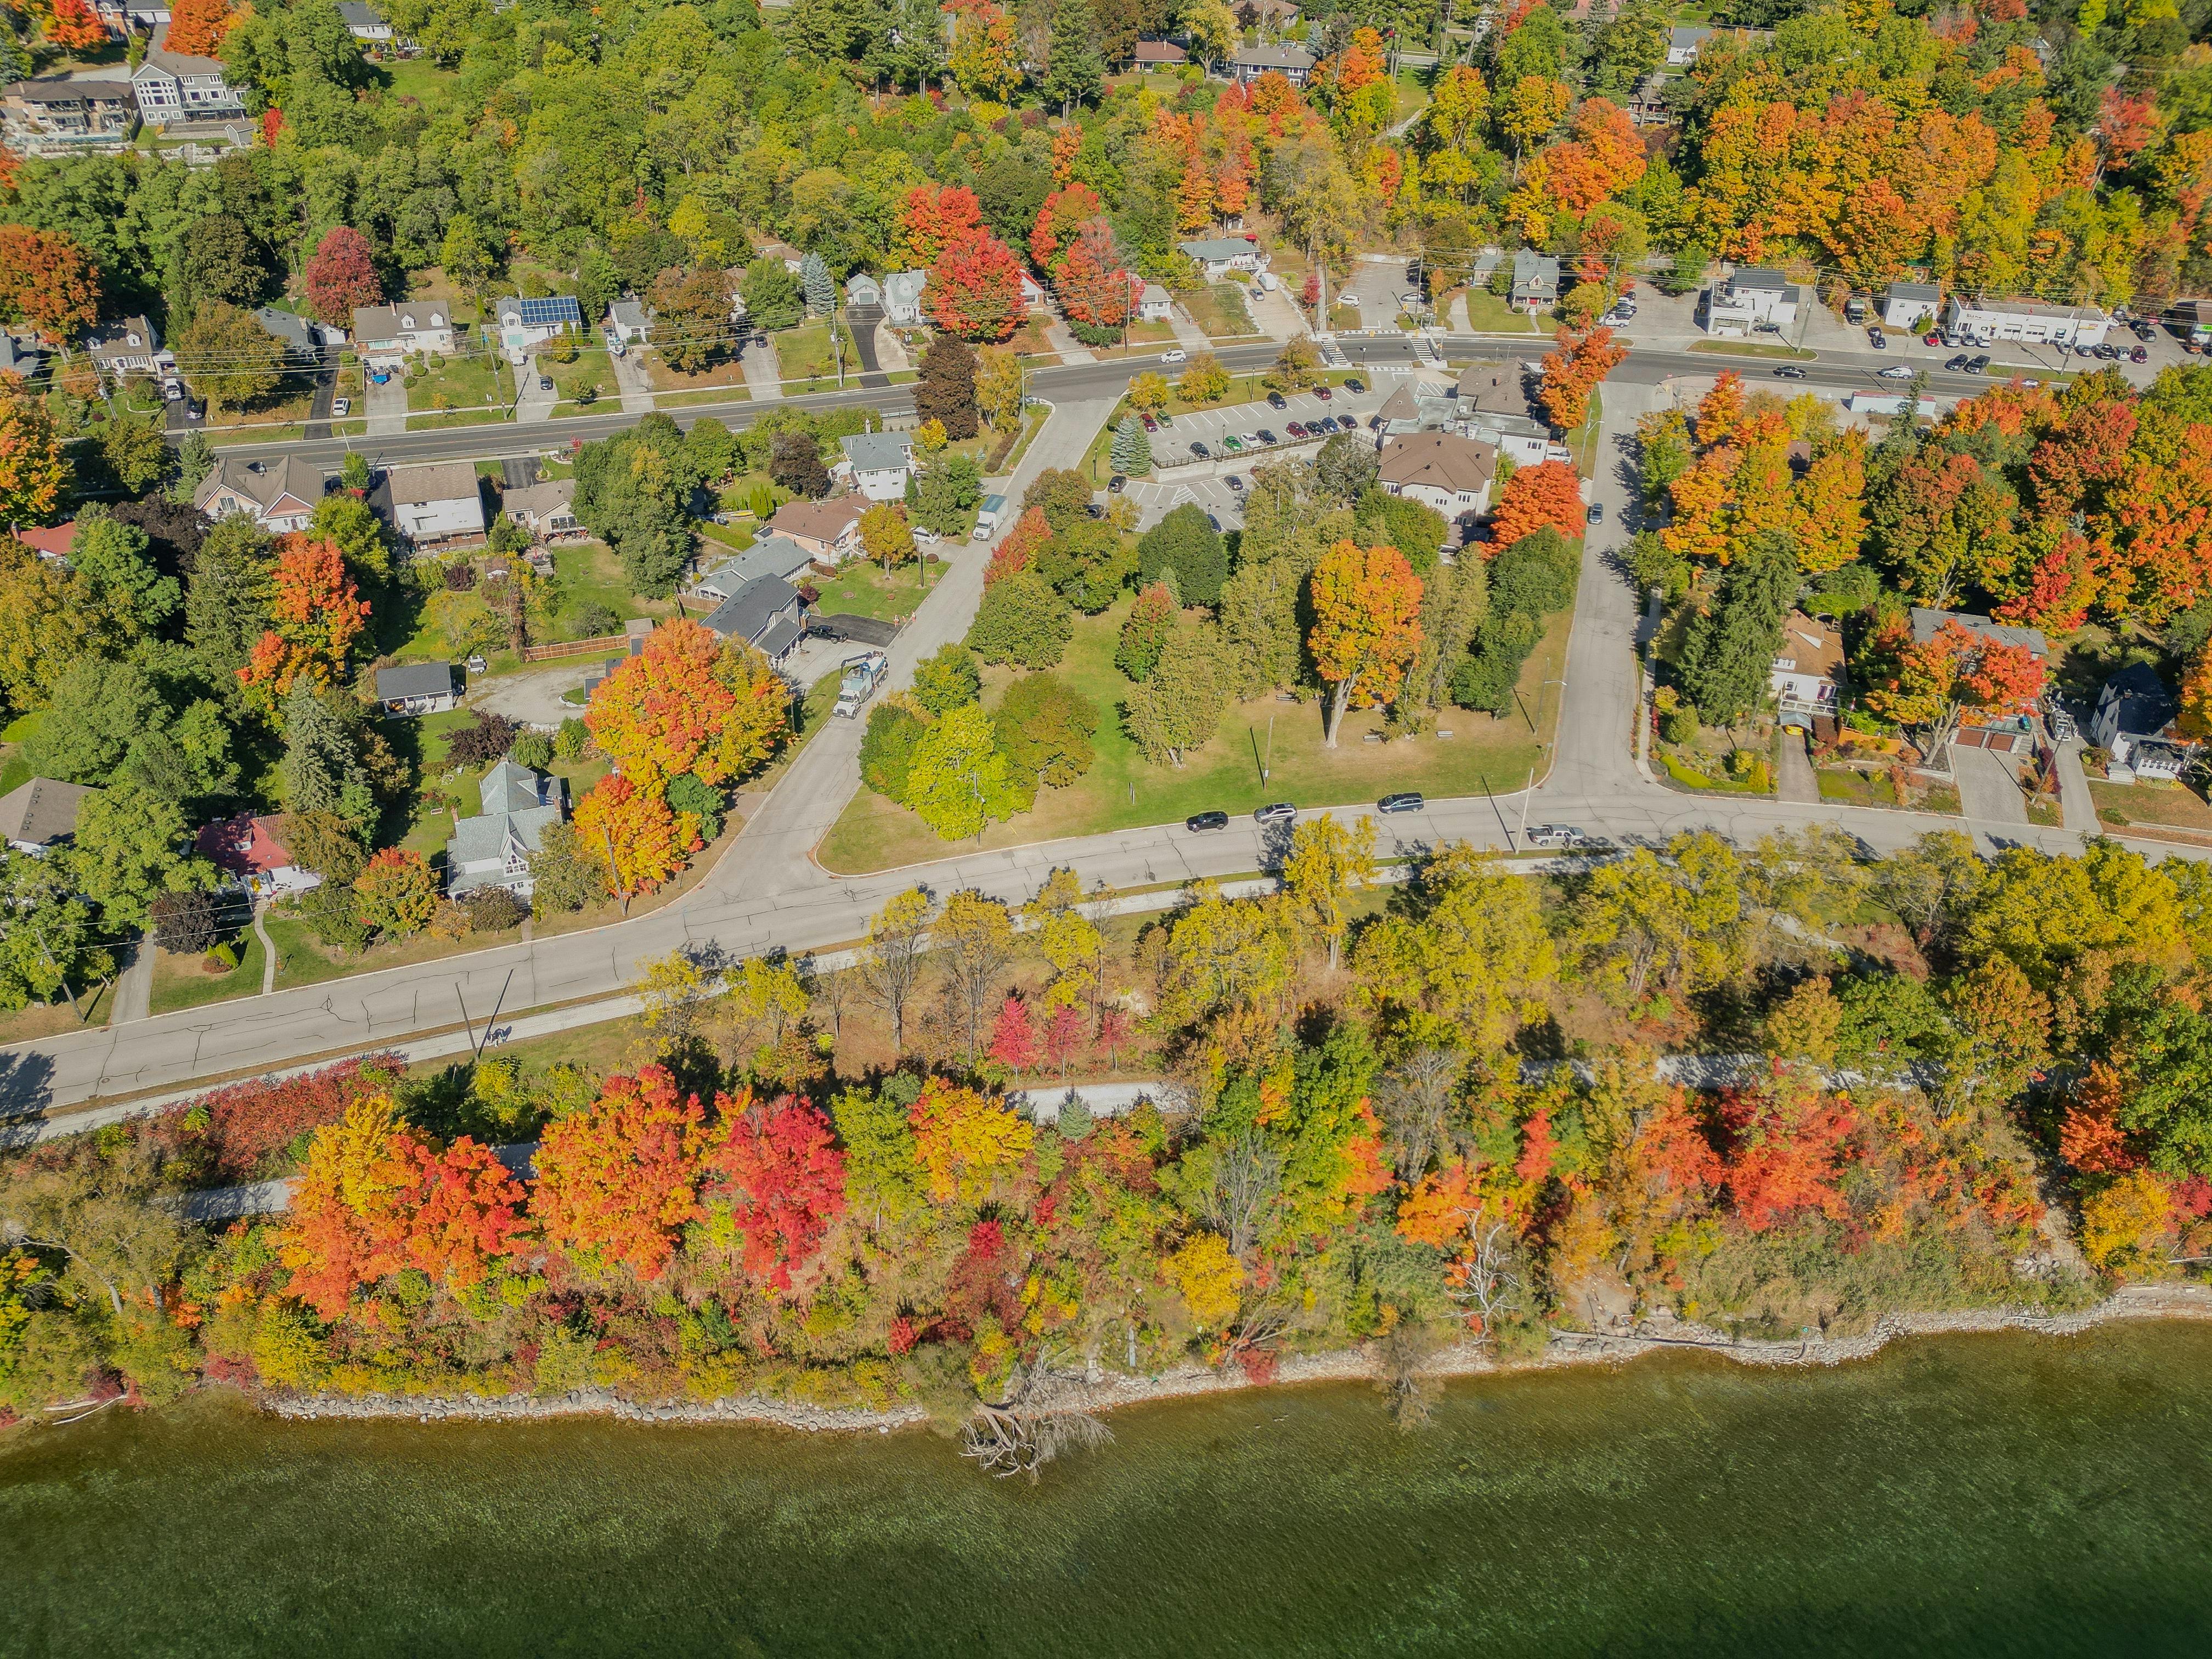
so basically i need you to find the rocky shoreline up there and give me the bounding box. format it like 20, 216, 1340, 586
263, 1283, 2212, 1433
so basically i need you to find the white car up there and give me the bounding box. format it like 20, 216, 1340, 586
331, 397, 351, 417
1161, 349, 1187, 363
1877, 364, 1915, 380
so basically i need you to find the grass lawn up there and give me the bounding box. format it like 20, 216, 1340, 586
149, 935, 266, 1015
1816, 768, 1901, 808
810, 558, 934, 623
0, 980, 114, 1046
546, 350, 618, 414
818, 589, 1572, 874
407, 351, 510, 428
770, 323, 859, 392
1459, 289, 1543, 334
0, 749, 28, 797
1688, 340, 1819, 361
550, 541, 676, 634
2090, 777, 2212, 838
645, 352, 753, 397
1176, 284, 1262, 340
201, 371, 325, 433
381, 55, 460, 105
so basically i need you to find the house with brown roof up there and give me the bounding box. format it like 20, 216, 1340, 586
379, 461, 486, 548
766, 498, 863, 563
1130, 38, 1187, 67
0, 778, 96, 853
1378, 432, 1500, 518
501, 479, 581, 541
195, 456, 325, 533
1770, 612, 1846, 734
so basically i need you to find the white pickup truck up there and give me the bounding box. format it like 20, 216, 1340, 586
832, 651, 890, 719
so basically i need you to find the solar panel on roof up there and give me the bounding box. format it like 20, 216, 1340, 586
507, 296, 582, 328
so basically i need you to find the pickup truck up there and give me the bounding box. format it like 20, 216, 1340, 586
832, 651, 890, 719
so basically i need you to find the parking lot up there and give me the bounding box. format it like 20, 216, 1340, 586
1114, 379, 1396, 530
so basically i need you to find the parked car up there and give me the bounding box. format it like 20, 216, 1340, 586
1267, 392, 1288, 409
1254, 802, 1297, 825
1206, 514, 1223, 531
1923, 332, 1942, 346
1141, 414, 1159, 431
1525, 824, 1590, 849
1239, 432, 1264, 449
1868, 328, 1887, 348
1772, 365, 1807, 379
1186, 810, 1230, 833
1967, 354, 1991, 373
331, 397, 351, 416
2134, 319, 2159, 341
1256, 429, 1278, 445
1944, 354, 1970, 370
1345, 377, 1365, 393
1586, 503, 1604, 524
1189, 441, 1211, 459
1378, 792, 1424, 815
2132, 345, 2150, 364
1286, 421, 1308, 438
1877, 364, 1914, 379
1222, 435, 1244, 452
538, 376, 554, 392
1155, 411, 1173, 428
1313, 386, 1334, 400
1318, 416, 1341, 434
1108, 474, 1126, 493
1162, 349, 1187, 362
1225, 474, 1245, 492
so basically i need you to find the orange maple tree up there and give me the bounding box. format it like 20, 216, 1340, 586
163, 0, 238, 56
894, 183, 986, 270
928, 229, 1026, 341
236, 535, 370, 707
1028, 181, 1104, 270
572, 774, 699, 898
533, 1066, 716, 1280
1487, 460, 1587, 548
0, 225, 100, 345
1860, 616, 2046, 751
985, 505, 1050, 585
1306, 539, 1425, 747
1537, 324, 1627, 430
585, 617, 788, 788
0, 388, 68, 525
1718, 1075, 1859, 1232
36, 0, 108, 49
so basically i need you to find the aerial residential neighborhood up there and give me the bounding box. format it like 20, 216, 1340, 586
4, 2, 2212, 1641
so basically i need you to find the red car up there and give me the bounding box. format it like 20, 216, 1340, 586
1313, 386, 1334, 400
1923, 331, 1942, 346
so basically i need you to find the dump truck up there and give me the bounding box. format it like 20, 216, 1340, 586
833, 651, 890, 718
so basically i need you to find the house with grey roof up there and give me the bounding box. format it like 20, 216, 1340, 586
606, 298, 653, 344
1705, 267, 1800, 338
338, 2, 394, 42
1, 78, 138, 155
380, 461, 486, 547
195, 455, 324, 533
0, 778, 95, 853
447, 761, 565, 898
883, 270, 930, 328
702, 575, 808, 667
1667, 26, 1713, 65
503, 479, 580, 540
84, 315, 165, 377
1229, 44, 1317, 85
1178, 237, 1269, 280
1881, 281, 1944, 331
131, 30, 248, 122
352, 302, 456, 368
692, 534, 815, 604
839, 431, 915, 502
1510, 251, 1559, 314
376, 661, 458, 716
491, 294, 584, 360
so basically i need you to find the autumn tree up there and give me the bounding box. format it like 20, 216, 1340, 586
1353, 842, 1559, 1053
0, 389, 70, 526
1538, 325, 1627, 430
352, 848, 437, 939
585, 618, 788, 789
905, 702, 1019, 838
533, 1066, 715, 1280
860, 501, 917, 574
1125, 622, 1227, 765
236, 535, 369, 709
1488, 460, 1586, 547
929, 229, 1026, 342
573, 775, 698, 898
0, 226, 100, 345
703, 1093, 845, 1291
862, 885, 932, 1051
1308, 540, 1425, 747
649, 266, 738, 374
172, 301, 285, 421
302, 226, 381, 329
1282, 812, 1376, 969
896, 183, 988, 269
164, 0, 237, 56
909, 1077, 1035, 1204
1176, 352, 1231, 404
1860, 616, 2047, 756
937, 889, 1017, 1063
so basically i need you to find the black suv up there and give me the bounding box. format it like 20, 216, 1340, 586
1267, 392, 1288, 410
1186, 810, 1229, 833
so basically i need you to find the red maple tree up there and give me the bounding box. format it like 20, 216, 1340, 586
989, 994, 1037, 1075
1041, 1003, 1086, 1081
1029, 181, 1105, 270
704, 1093, 847, 1291
163, 0, 238, 56
303, 226, 383, 329
897, 183, 986, 269
1488, 460, 1587, 548
928, 229, 1026, 341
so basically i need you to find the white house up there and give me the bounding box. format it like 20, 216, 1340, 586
337, 2, 394, 43
194, 456, 324, 533
1228, 44, 1316, 86
606, 299, 653, 345
1510, 250, 1559, 314
490, 294, 583, 360
1138, 283, 1175, 323
448, 761, 565, 899
375, 662, 459, 717
90, 2, 171, 38
884, 269, 930, 328
194, 813, 321, 898
83, 314, 167, 377
2091, 663, 2193, 782
1944, 295, 2111, 348
352, 302, 456, 368
1378, 432, 1501, 518
766, 498, 863, 563
1770, 612, 1846, 732
1666, 25, 1713, 64
845, 273, 884, 313
1881, 281, 1943, 331
131, 32, 248, 122
1705, 267, 1801, 338
1178, 237, 1269, 280
839, 431, 915, 503
381, 461, 486, 547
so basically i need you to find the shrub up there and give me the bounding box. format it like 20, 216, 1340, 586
150, 888, 224, 956
446, 710, 519, 769
462, 885, 528, 932
443, 561, 478, 591
509, 730, 554, 770
572, 602, 620, 637
1660, 703, 1700, 744
556, 716, 590, 758
860, 702, 928, 803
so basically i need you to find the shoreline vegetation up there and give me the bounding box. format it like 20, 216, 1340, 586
265, 1284, 2212, 1435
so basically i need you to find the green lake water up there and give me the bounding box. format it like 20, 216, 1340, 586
5, 1323, 2212, 1657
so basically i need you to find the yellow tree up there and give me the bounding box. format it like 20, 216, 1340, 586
2181, 637, 2212, 740
0, 388, 69, 525
573, 775, 698, 898
1352, 843, 1559, 1053
1307, 539, 1425, 747
908, 1077, 1034, 1204
860, 501, 916, 574
1281, 813, 1376, 970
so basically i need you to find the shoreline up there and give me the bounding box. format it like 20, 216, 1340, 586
264, 1283, 2212, 1432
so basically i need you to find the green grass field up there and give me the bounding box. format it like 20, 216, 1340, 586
149, 934, 266, 1015
817, 586, 1572, 874
810, 558, 935, 623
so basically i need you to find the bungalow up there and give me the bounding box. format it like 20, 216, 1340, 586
1705, 267, 1801, 338
14, 521, 75, 563
839, 431, 915, 503
606, 299, 653, 345
447, 761, 565, 899
376, 662, 458, 717
693, 534, 815, 603
701, 574, 808, 667
84, 315, 166, 378
490, 294, 584, 359
254, 306, 343, 363
194, 814, 322, 898
194, 456, 324, 533
1510, 250, 1560, 314
1628, 72, 1672, 127
1666, 25, 1712, 65
337, 2, 394, 42
2091, 663, 2195, 782
1137, 283, 1175, 323
1881, 281, 1944, 332
883, 269, 930, 328
352, 302, 456, 369
1, 78, 138, 153
502, 479, 581, 540
1770, 612, 1846, 735
1944, 295, 2111, 349
1130, 38, 1187, 69
0, 778, 95, 853
1910, 606, 2050, 754
0, 333, 47, 378
1378, 432, 1501, 518
1229, 44, 1317, 86
1178, 236, 1268, 280
381, 461, 486, 547
131, 32, 249, 122
766, 498, 863, 563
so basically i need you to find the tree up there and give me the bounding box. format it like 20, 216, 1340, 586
0, 389, 68, 527
352, 848, 437, 939
165, 0, 237, 55
1283, 814, 1376, 970
586, 619, 788, 789
0, 849, 111, 1012
575, 415, 698, 594
990, 992, 1037, 1076
1677, 531, 1798, 727
236, 535, 369, 709
967, 570, 1071, 668
994, 672, 1097, 798
179, 213, 267, 309
1177, 352, 1231, 404
171, 301, 285, 422
573, 775, 697, 898
769, 431, 832, 500
0, 227, 100, 345
928, 230, 1026, 341
938, 889, 1017, 1062
911, 452, 983, 535
533, 1066, 714, 1281
896, 183, 987, 268
1117, 583, 1178, 682
906, 702, 1019, 838
1265, 338, 1317, 393
1308, 540, 1425, 746
799, 250, 835, 315
909, 1077, 1034, 1205
1353, 843, 1557, 1052
862, 886, 932, 1050
649, 266, 737, 374
2181, 639, 2212, 741
860, 501, 917, 575
1043, 0, 1103, 112
916, 335, 980, 439
280, 686, 376, 823
1126, 622, 1227, 765
69, 510, 179, 633
69, 784, 213, 930
704, 1097, 845, 1292
1489, 461, 1586, 546
1137, 504, 1226, 606
98, 414, 170, 496
1538, 325, 1628, 430
861, 703, 928, 803
741, 259, 804, 332
1860, 616, 2049, 757
913, 642, 981, 714
1110, 415, 1154, 476
1316, 433, 1380, 504
976, 346, 1025, 431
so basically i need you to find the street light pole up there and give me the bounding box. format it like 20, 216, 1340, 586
1516, 763, 1535, 848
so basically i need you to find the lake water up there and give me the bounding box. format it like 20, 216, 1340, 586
5, 1324, 2211, 1657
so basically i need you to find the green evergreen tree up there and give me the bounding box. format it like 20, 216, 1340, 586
1110, 414, 1153, 476
801, 251, 836, 315
1677, 531, 1800, 726
1043, 0, 1104, 114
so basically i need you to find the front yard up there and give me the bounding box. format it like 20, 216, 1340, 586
1176, 283, 1262, 340
809, 558, 936, 624
2090, 777, 2212, 839
770, 323, 861, 392
406, 349, 510, 429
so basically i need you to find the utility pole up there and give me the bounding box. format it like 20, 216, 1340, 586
1516, 763, 1535, 848
1263, 712, 1274, 782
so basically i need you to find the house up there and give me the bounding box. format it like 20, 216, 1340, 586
692, 534, 815, 603
1770, 612, 1846, 734
351, 302, 456, 368
0, 333, 47, 378
1178, 236, 1269, 280
131, 32, 249, 122
376, 662, 458, 716
845, 273, 883, 312
606, 299, 653, 345
1378, 432, 1501, 518
253, 306, 343, 363
1454, 363, 1524, 415
839, 431, 915, 503
1374, 377, 1457, 437
89, 2, 173, 38
0, 778, 95, 853
1459, 409, 1571, 468
1666, 25, 1713, 65
446, 761, 565, 899
1881, 281, 1943, 331
380, 461, 486, 546
1628, 72, 1672, 127
1909, 607, 2050, 755
14, 521, 76, 563
194, 814, 321, 898
1705, 267, 1801, 338
1944, 295, 2111, 349
194, 456, 324, 533
84, 315, 165, 377
2091, 663, 2195, 782
502, 479, 580, 540
490, 294, 584, 359
1019, 270, 1049, 312
755, 239, 806, 274
883, 269, 930, 328
1510, 250, 1559, 314
1229, 44, 1317, 86
766, 498, 863, 563
2, 78, 138, 153
337, 2, 394, 42
1131, 38, 1187, 69
701, 575, 808, 667
1137, 283, 1175, 323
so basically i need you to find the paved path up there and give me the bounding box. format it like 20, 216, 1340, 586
365, 374, 407, 436
252, 905, 276, 996
2056, 737, 2100, 834
469, 661, 600, 728
608, 347, 658, 414
513, 359, 556, 424
740, 336, 782, 401
1775, 729, 1819, 804
1953, 744, 2029, 837
114, 935, 154, 1025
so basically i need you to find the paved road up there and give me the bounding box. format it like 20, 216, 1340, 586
5, 340, 2153, 1125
